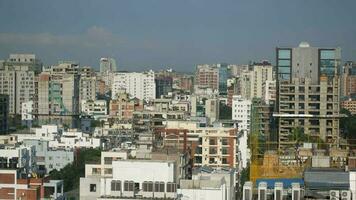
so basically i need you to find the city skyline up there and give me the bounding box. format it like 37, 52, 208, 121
0, 0, 355, 71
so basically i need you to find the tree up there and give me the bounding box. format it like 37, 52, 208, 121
49, 148, 101, 192
340, 108, 356, 141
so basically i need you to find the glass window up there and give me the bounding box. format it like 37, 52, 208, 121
278, 59, 290, 66
320, 50, 335, 59
90, 184, 96, 192
278, 67, 290, 74
111, 180, 121, 191
278, 74, 290, 80
278, 49, 291, 59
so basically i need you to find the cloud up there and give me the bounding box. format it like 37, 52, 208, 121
0, 26, 124, 48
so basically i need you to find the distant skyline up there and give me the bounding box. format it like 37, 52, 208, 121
0, 0, 355, 72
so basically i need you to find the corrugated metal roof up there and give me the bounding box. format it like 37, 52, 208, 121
304, 169, 349, 190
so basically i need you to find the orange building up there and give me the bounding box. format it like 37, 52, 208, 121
341, 99, 356, 115
0, 169, 64, 200
109, 93, 143, 120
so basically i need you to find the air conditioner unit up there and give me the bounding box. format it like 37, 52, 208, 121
340, 190, 351, 200
291, 183, 301, 200
258, 182, 267, 200
330, 190, 340, 200
243, 181, 253, 200
274, 182, 283, 200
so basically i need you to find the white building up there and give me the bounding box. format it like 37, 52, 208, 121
250, 63, 274, 99
49, 129, 101, 149
112, 71, 156, 101
22, 139, 74, 175
80, 160, 177, 200
81, 100, 107, 117
0, 67, 35, 115
232, 95, 251, 132
177, 167, 236, 200
263, 80, 276, 105
21, 100, 34, 127
13, 124, 59, 142
0, 145, 36, 174
237, 130, 250, 170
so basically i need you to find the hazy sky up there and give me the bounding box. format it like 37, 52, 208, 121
0, 0, 355, 72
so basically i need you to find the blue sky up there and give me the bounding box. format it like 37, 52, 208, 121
0, 0, 355, 72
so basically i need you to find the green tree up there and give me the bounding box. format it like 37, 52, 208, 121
49, 148, 101, 192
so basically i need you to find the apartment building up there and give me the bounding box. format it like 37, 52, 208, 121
195, 64, 219, 92
81, 100, 107, 117
0, 145, 36, 175
250, 98, 275, 148
22, 139, 73, 175
0, 94, 9, 134
80, 159, 177, 200
49, 129, 101, 149
162, 120, 238, 169
37, 62, 80, 116
250, 61, 274, 99
341, 99, 356, 115
79, 66, 97, 106
341, 61, 356, 98
178, 167, 236, 200
0, 169, 64, 200
21, 100, 34, 127
190, 95, 220, 124
274, 42, 341, 150
112, 71, 156, 101
195, 64, 229, 94
232, 95, 251, 132
263, 80, 276, 105
0, 54, 41, 116
155, 75, 173, 98
109, 93, 144, 120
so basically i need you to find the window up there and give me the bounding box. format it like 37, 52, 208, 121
154, 181, 165, 192
111, 180, 121, 191
90, 184, 96, 192
143, 181, 154, 192
124, 181, 134, 191
278, 49, 291, 59
222, 157, 228, 164
104, 168, 112, 175
167, 182, 176, 193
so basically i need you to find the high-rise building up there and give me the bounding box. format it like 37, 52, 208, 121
218, 63, 229, 95
250, 62, 274, 99
0, 94, 9, 134
0, 54, 41, 115
262, 80, 276, 105
109, 93, 144, 120
250, 98, 275, 149
195, 64, 219, 92
232, 95, 251, 132
341, 61, 356, 98
195, 64, 230, 94
37, 62, 80, 116
78, 66, 97, 104
274, 42, 341, 150
100, 57, 117, 73
99, 57, 117, 88
178, 75, 194, 92
112, 71, 156, 101
236, 70, 252, 100
155, 75, 173, 98
190, 95, 220, 124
